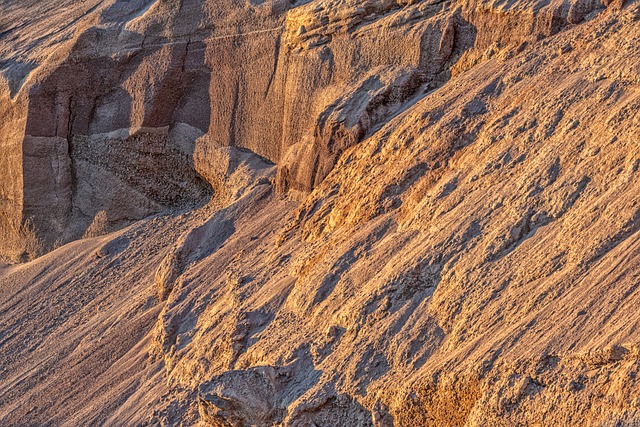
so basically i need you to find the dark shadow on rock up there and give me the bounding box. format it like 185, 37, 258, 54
20, 8, 214, 248
155, 210, 236, 301
100, 0, 157, 23
0, 59, 39, 98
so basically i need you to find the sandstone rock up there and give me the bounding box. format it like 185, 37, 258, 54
1, 0, 640, 426
198, 367, 286, 427
1, 0, 604, 256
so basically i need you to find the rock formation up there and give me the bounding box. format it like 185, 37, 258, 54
1, 0, 640, 425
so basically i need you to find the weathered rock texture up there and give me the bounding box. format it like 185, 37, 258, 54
2, 0, 617, 258
2, 0, 640, 425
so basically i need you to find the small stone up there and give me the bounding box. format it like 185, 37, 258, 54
531, 211, 548, 224
326, 325, 341, 341
558, 43, 573, 54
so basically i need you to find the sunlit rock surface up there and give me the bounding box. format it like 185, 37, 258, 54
1, 0, 640, 425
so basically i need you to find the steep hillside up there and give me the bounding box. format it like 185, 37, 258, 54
1, 0, 621, 258
1, 0, 640, 426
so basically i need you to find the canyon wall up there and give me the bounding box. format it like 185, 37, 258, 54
0, 0, 612, 259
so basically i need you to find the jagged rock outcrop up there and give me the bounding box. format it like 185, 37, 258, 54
198, 366, 289, 427
198, 364, 375, 427
1, 0, 640, 426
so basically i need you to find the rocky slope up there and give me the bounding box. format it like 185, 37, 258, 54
1, 0, 640, 425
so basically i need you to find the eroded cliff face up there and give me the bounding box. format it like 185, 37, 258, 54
0, 0, 617, 260
1, 0, 288, 257
1, 0, 640, 426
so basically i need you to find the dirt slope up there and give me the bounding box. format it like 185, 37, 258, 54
1, 0, 640, 426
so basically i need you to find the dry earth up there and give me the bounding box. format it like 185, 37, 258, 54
1, 0, 640, 425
